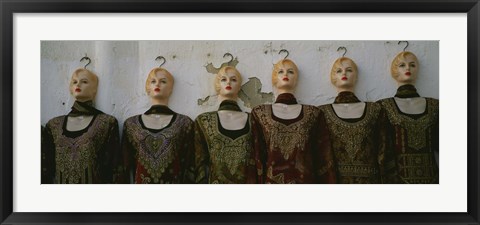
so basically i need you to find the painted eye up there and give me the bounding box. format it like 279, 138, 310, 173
278, 70, 284, 74
288, 70, 294, 74
399, 63, 406, 67
161, 80, 167, 84
221, 78, 227, 82
73, 81, 78, 84
336, 69, 342, 73
151, 80, 156, 83
410, 64, 416, 68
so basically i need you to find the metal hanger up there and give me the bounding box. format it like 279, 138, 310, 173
279, 49, 289, 59
80, 54, 91, 69
155, 56, 166, 67
398, 41, 409, 51
337, 47, 347, 57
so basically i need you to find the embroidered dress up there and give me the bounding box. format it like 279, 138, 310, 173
193, 100, 256, 184
121, 106, 194, 184
41, 101, 120, 184
378, 85, 439, 184
251, 93, 332, 184
318, 92, 395, 184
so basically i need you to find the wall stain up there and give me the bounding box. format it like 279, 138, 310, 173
197, 77, 273, 108
197, 96, 210, 105
205, 57, 239, 75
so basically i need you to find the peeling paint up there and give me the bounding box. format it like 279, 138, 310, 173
197, 96, 210, 105
238, 77, 274, 108
205, 58, 239, 75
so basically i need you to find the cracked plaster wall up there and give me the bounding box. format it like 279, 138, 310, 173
41, 40, 439, 132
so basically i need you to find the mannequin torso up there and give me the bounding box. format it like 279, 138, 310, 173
217, 110, 248, 130
331, 102, 366, 119
141, 114, 174, 130
272, 103, 302, 120
66, 115, 94, 131
393, 97, 426, 114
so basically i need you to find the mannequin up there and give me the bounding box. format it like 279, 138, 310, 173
121, 67, 194, 184
194, 66, 256, 184
251, 58, 331, 184
41, 68, 120, 184
378, 51, 439, 184
318, 57, 395, 184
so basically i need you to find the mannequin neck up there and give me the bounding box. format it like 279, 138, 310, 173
150, 97, 169, 106
275, 89, 295, 96
218, 95, 238, 103
397, 81, 415, 87
75, 97, 94, 103
336, 86, 354, 93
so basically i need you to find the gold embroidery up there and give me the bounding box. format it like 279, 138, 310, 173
126, 115, 191, 183
48, 115, 113, 184
397, 153, 438, 184
382, 98, 439, 150
197, 112, 253, 178
321, 103, 381, 160
255, 105, 318, 160
267, 167, 284, 184
336, 164, 378, 177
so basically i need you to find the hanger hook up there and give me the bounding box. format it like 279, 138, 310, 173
223, 53, 234, 63
155, 56, 166, 67
337, 47, 347, 57
80, 54, 91, 69
398, 41, 409, 51
279, 49, 289, 59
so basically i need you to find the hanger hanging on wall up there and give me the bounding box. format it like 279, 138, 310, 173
155, 56, 166, 67
223, 53, 234, 64
398, 41, 409, 52
80, 54, 91, 69
337, 47, 347, 57
279, 49, 289, 59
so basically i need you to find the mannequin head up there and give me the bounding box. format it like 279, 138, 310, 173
145, 67, 174, 104
272, 59, 299, 94
69, 68, 98, 102
391, 51, 419, 85
215, 66, 243, 101
330, 57, 358, 92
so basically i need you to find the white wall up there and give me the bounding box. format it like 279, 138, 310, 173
41, 40, 439, 130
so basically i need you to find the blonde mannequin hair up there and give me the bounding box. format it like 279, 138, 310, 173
145, 67, 174, 94
330, 57, 358, 85
69, 68, 98, 97
391, 51, 418, 79
271, 59, 299, 87
214, 66, 242, 94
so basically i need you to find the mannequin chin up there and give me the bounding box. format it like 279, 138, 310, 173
329, 57, 365, 119
215, 66, 248, 130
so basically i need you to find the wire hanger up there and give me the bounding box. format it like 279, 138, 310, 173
155, 56, 166, 67
80, 54, 91, 69
223, 53, 234, 63
398, 41, 409, 51
337, 47, 347, 57
279, 49, 289, 59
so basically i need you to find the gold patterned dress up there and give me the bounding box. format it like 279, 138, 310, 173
121, 106, 194, 184
318, 92, 395, 184
42, 102, 120, 184
378, 85, 439, 184
251, 93, 332, 184
193, 100, 256, 184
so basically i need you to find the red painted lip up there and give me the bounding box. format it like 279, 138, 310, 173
75, 88, 81, 92
341, 77, 348, 80
282, 78, 289, 81
225, 86, 232, 90
405, 72, 411, 76
154, 88, 160, 92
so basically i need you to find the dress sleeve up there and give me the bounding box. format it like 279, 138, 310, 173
194, 118, 209, 184
251, 109, 267, 184
41, 124, 56, 184
182, 119, 196, 184
315, 110, 336, 184
120, 121, 136, 184
377, 107, 398, 184
245, 115, 258, 184
100, 117, 120, 184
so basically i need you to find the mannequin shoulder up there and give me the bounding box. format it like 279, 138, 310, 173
251, 104, 271, 115
46, 115, 67, 128
97, 113, 119, 125
175, 113, 194, 125
194, 111, 217, 122
124, 114, 141, 126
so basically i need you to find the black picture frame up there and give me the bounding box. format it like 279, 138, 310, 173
1, 0, 479, 224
